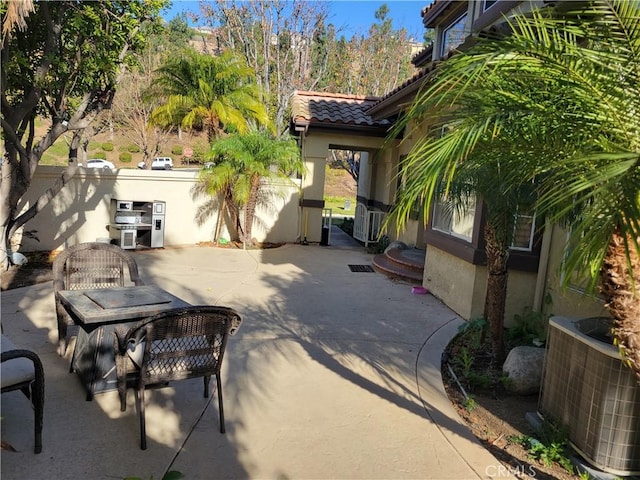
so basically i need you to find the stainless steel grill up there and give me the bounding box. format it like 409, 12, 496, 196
109, 199, 165, 249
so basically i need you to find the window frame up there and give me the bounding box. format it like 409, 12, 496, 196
510, 209, 537, 252
482, 0, 498, 12
440, 12, 468, 57
431, 194, 477, 243
425, 196, 542, 272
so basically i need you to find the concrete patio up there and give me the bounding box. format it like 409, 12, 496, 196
1, 228, 508, 479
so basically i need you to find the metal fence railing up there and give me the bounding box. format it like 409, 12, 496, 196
353, 203, 385, 247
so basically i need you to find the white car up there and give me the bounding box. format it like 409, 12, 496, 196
151, 157, 173, 170
85, 159, 115, 170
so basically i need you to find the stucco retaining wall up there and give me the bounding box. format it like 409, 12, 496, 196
15, 166, 300, 252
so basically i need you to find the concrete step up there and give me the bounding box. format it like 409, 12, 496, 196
372, 248, 425, 284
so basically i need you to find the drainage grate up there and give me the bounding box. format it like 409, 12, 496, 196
348, 264, 374, 273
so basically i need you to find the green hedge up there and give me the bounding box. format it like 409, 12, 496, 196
101, 142, 114, 151
119, 152, 132, 163
93, 152, 107, 160
171, 145, 183, 155
128, 144, 141, 153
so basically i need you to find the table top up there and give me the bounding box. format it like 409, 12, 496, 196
57, 285, 191, 328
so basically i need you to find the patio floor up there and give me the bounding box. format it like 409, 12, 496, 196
1, 229, 508, 479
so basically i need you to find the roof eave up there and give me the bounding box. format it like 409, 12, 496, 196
290, 119, 390, 138
366, 71, 431, 120
422, 0, 458, 29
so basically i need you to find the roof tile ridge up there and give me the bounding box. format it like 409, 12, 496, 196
293, 90, 381, 102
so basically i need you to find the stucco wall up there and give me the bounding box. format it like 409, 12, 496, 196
15, 166, 300, 252
424, 246, 485, 320
424, 245, 538, 325
503, 270, 538, 326
540, 225, 609, 319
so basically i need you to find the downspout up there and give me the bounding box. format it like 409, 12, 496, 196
533, 218, 553, 312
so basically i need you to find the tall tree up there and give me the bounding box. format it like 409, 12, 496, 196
389, 1, 640, 372
193, 130, 303, 246
1, 0, 166, 269
199, 0, 331, 134
355, 4, 417, 96
150, 50, 270, 142
111, 18, 192, 166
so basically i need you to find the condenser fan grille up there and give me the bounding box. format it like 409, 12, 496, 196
538, 316, 640, 476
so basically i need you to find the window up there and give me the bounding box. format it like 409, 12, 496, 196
511, 208, 536, 251
560, 228, 605, 298
441, 13, 467, 57
432, 194, 476, 242
483, 0, 497, 12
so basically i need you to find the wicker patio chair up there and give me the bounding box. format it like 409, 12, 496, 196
1, 335, 45, 454
113, 306, 242, 450
53, 242, 144, 358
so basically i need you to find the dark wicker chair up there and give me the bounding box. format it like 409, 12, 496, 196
1, 335, 45, 454
113, 306, 242, 450
53, 242, 144, 357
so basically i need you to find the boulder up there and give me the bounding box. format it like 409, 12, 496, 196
502, 346, 546, 395
384, 241, 408, 254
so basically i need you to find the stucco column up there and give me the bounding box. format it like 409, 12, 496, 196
356, 151, 371, 203
300, 155, 326, 243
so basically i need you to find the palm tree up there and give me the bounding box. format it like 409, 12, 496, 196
389, 1, 640, 373
150, 50, 270, 142
1, 0, 34, 44
194, 130, 304, 246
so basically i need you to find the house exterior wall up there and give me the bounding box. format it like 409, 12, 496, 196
373, 150, 395, 207
541, 225, 609, 319
504, 270, 539, 325
15, 166, 300, 252
424, 244, 538, 324
389, 118, 427, 248
424, 246, 485, 319
357, 152, 372, 201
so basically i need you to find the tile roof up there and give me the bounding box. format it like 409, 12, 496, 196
290, 91, 391, 129
421, 0, 460, 28
421, 0, 442, 20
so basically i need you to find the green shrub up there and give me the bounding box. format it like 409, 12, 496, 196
191, 141, 208, 163
119, 152, 132, 163
171, 145, 183, 155
128, 144, 141, 153
93, 152, 107, 160
339, 217, 354, 236
507, 307, 549, 347
365, 235, 390, 254
510, 421, 574, 473
101, 142, 114, 151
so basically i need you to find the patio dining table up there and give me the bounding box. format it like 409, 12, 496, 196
57, 285, 191, 400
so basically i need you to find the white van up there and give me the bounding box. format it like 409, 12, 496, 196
151, 157, 173, 170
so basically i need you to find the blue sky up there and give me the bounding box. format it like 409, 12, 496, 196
163, 1, 429, 40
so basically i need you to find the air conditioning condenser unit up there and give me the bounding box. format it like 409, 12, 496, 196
538, 316, 640, 476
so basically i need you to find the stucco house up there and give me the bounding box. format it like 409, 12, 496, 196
289, 0, 607, 325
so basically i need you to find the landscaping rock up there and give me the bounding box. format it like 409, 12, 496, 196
502, 346, 546, 395
384, 240, 408, 254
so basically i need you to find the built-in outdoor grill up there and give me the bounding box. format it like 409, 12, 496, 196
109, 199, 165, 249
